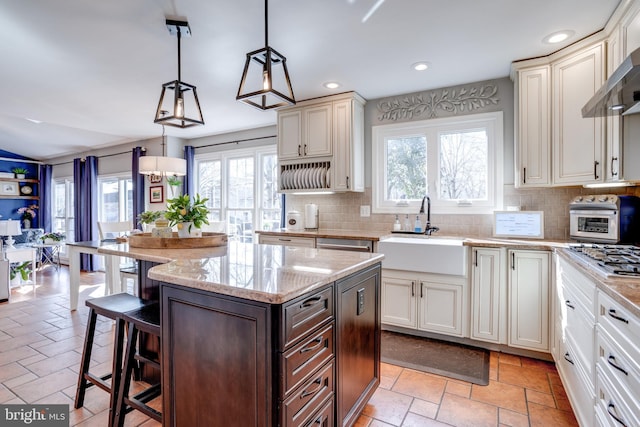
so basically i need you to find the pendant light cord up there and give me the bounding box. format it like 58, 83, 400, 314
161, 124, 166, 156
177, 26, 182, 82
264, 0, 268, 46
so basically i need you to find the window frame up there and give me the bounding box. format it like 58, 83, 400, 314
97, 173, 133, 223
372, 111, 503, 215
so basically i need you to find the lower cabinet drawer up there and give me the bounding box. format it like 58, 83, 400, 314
595, 365, 640, 427
282, 285, 334, 348
303, 397, 334, 427
281, 323, 334, 396
281, 361, 334, 427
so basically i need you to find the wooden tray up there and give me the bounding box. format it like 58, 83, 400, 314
128, 232, 228, 249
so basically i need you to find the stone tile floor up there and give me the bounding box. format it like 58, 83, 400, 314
0, 266, 578, 426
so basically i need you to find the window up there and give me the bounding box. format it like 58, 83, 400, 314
195, 146, 281, 243
98, 175, 133, 222
53, 178, 74, 258
372, 112, 503, 214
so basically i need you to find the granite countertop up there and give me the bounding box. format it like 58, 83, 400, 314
99, 241, 384, 304
556, 248, 640, 318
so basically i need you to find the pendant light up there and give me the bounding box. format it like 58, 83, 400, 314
154, 19, 204, 128
139, 123, 187, 177
236, 0, 295, 110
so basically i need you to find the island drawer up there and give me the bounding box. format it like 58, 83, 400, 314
281, 323, 334, 396
281, 285, 334, 348
281, 361, 334, 427
304, 397, 334, 427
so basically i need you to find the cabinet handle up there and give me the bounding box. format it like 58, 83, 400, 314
511, 252, 515, 270
313, 413, 328, 425
563, 352, 574, 365
523, 167, 526, 184
301, 295, 323, 308
298, 145, 301, 156
411, 281, 415, 297
420, 282, 424, 298
300, 336, 324, 353
300, 377, 323, 398
611, 156, 618, 177
607, 354, 629, 376
608, 308, 629, 324
565, 300, 575, 310
594, 160, 600, 180
346, 176, 349, 189
607, 402, 627, 427
474, 250, 478, 267
278, 238, 292, 242
304, 144, 307, 156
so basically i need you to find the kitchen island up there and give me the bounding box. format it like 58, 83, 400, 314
99, 241, 383, 427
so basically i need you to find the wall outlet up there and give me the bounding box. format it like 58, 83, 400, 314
360, 205, 370, 217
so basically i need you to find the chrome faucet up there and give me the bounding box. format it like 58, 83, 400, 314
419, 196, 439, 235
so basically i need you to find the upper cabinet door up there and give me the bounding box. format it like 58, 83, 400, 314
303, 103, 333, 158
552, 43, 605, 186
516, 66, 551, 187
278, 110, 303, 160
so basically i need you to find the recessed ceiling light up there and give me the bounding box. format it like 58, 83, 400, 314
543, 30, 575, 44
323, 82, 341, 89
411, 62, 430, 71
25, 118, 42, 124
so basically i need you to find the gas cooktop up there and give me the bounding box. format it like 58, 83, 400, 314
568, 243, 640, 276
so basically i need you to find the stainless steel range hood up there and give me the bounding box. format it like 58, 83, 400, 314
582, 47, 640, 117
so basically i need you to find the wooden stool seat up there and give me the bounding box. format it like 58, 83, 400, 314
74, 293, 152, 426
114, 303, 162, 426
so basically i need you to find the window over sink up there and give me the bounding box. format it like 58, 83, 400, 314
372, 111, 503, 214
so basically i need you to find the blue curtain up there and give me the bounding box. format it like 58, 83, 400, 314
183, 145, 195, 197
39, 164, 53, 232
73, 156, 98, 270
132, 147, 145, 230
281, 194, 286, 229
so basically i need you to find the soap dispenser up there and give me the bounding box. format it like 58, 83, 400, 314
404, 215, 411, 231
393, 215, 401, 231
414, 215, 422, 233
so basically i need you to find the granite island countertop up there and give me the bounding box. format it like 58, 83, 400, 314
98, 241, 384, 304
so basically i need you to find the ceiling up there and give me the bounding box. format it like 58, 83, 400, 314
0, 0, 621, 160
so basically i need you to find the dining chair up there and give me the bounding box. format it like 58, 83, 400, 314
98, 221, 138, 295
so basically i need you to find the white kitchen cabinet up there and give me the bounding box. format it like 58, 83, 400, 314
332, 98, 364, 192
258, 234, 315, 248
508, 250, 550, 352
470, 247, 507, 344
277, 92, 365, 193
552, 42, 605, 185
381, 270, 468, 338
277, 102, 332, 161
606, 28, 623, 183
515, 66, 551, 187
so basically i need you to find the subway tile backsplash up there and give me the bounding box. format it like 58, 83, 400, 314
286, 185, 640, 241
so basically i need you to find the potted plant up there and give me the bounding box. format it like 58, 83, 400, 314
10, 262, 31, 284
40, 232, 65, 244
137, 210, 165, 232
164, 194, 209, 238
12, 167, 29, 179
166, 175, 182, 197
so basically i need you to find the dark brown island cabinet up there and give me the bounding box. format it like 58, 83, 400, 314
159, 263, 381, 427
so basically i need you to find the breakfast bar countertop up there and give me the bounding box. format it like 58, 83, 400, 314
98, 241, 384, 304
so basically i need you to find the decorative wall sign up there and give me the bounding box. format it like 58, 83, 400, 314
377, 84, 499, 121
149, 174, 163, 184
0, 181, 19, 196
150, 186, 164, 203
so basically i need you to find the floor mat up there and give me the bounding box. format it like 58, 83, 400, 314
381, 330, 490, 385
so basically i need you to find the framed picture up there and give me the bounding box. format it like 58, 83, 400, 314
150, 186, 164, 203
0, 181, 19, 196
149, 174, 163, 184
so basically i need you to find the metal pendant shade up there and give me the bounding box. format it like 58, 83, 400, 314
237, 0, 295, 110
154, 19, 204, 128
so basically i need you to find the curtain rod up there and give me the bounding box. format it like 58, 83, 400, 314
0, 156, 43, 165
49, 149, 135, 166
193, 135, 277, 150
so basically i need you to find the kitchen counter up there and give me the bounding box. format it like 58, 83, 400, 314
98, 240, 384, 304
556, 248, 640, 318
256, 228, 388, 241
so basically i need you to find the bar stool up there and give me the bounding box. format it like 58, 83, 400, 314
74, 293, 151, 426
114, 302, 162, 426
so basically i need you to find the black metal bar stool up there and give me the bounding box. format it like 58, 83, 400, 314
74, 293, 151, 426
114, 302, 162, 427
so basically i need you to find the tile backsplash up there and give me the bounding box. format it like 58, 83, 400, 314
286, 185, 640, 241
